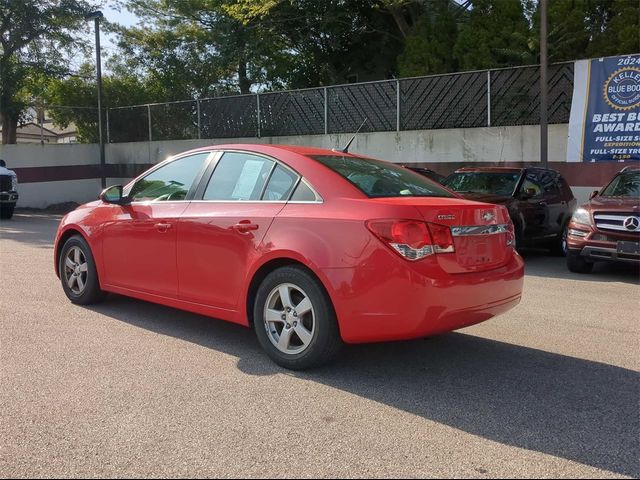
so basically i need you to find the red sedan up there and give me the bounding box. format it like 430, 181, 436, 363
54, 145, 524, 370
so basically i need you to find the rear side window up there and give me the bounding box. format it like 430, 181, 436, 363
203, 152, 274, 201
537, 170, 561, 195
263, 165, 298, 201
290, 181, 318, 202
312, 155, 453, 198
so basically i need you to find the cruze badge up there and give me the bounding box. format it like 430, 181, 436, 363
482, 212, 495, 222
437, 214, 456, 220
623, 216, 640, 231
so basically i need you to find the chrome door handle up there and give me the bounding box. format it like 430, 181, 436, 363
232, 221, 259, 234
155, 222, 172, 232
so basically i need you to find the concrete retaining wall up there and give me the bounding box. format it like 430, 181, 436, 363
0, 124, 623, 208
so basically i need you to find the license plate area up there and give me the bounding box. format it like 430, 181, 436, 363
617, 241, 640, 255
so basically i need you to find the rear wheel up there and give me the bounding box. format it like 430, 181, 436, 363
0, 203, 15, 220
567, 250, 594, 274
59, 235, 105, 304
253, 266, 342, 370
550, 224, 568, 256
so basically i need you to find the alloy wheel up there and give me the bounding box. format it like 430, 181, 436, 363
263, 283, 315, 355
64, 246, 89, 295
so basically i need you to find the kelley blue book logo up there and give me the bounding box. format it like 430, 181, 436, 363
604, 67, 640, 111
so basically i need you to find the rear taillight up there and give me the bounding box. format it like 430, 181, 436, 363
428, 223, 455, 254
366, 220, 455, 261
506, 221, 515, 247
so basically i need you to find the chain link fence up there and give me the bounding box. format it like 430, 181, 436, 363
54, 62, 573, 144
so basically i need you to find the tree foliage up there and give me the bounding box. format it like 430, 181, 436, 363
7, 0, 639, 144
0, 0, 95, 144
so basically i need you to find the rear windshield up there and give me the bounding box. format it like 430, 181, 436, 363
443, 171, 521, 196
600, 171, 640, 197
312, 155, 453, 198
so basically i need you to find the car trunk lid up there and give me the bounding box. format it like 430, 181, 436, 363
369, 197, 514, 273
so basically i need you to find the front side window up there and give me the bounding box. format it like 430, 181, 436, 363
443, 171, 521, 197
203, 152, 274, 201
519, 172, 544, 197
129, 153, 209, 202
601, 171, 640, 197
313, 155, 453, 198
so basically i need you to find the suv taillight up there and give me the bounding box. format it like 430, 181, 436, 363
366, 219, 455, 261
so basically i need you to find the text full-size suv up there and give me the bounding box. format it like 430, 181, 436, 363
567, 166, 640, 273
54, 145, 524, 370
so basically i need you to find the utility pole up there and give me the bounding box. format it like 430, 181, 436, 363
540, 0, 548, 168
86, 11, 106, 188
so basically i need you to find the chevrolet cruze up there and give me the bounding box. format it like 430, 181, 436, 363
55, 145, 524, 370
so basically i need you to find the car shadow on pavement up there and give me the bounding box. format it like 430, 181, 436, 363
520, 249, 640, 285
0, 213, 61, 249
88, 296, 639, 478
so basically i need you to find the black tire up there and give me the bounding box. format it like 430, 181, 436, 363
253, 265, 342, 370
550, 224, 568, 257
0, 203, 15, 220
567, 250, 594, 274
59, 235, 105, 305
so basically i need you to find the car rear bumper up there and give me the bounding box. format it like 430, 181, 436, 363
322, 252, 524, 344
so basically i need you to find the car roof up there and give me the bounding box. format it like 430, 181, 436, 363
454, 167, 524, 173
180, 143, 359, 158
453, 166, 561, 175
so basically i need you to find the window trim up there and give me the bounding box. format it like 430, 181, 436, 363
193, 149, 323, 204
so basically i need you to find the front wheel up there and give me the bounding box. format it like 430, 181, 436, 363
59, 235, 105, 304
0, 203, 15, 220
567, 250, 594, 274
253, 266, 342, 370
550, 224, 568, 256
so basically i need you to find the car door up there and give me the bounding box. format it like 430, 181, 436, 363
536, 170, 567, 236
101, 152, 211, 297
517, 170, 548, 240
177, 151, 299, 311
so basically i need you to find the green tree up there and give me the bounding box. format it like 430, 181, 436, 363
114, 0, 291, 95
397, 1, 462, 76
218, 0, 406, 87
42, 64, 160, 143
586, 0, 640, 58
0, 0, 94, 144
453, 0, 532, 70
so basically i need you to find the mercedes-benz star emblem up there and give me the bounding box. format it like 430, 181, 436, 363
482, 212, 495, 222
623, 216, 640, 231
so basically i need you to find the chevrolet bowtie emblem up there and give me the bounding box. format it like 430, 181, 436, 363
483, 212, 495, 222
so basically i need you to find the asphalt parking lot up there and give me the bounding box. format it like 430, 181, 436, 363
1, 213, 638, 478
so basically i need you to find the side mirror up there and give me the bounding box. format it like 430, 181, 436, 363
99, 185, 129, 205
589, 190, 599, 200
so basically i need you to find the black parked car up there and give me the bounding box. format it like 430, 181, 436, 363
403, 166, 446, 184
0, 161, 18, 220
442, 167, 577, 254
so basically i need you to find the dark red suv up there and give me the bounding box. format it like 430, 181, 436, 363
442, 167, 577, 254
566, 166, 640, 273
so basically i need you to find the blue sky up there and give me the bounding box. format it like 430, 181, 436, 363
101, 2, 138, 54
